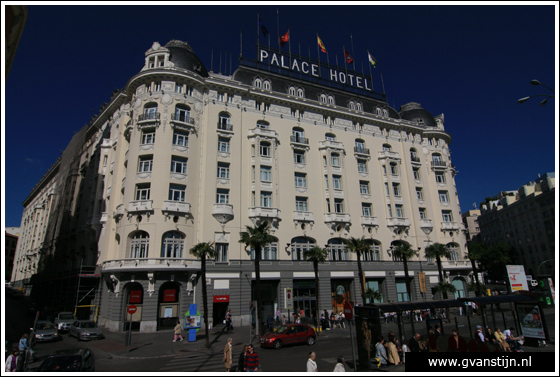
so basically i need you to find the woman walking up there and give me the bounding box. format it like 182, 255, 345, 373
237, 345, 248, 372
173, 320, 184, 342
223, 338, 233, 372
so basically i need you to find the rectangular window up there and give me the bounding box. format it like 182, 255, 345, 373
390, 163, 399, 176
357, 159, 368, 173
324, 175, 329, 189
442, 210, 453, 222
154, 82, 161, 91
393, 183, 401, 197
264, 103, 270, 112
227, 94, 233, 103
138, 155, 153, 172
334, 198, 344, 213
331, 154, 340, 167
217, 92, 224, 102
103, 155, 108, 166
416, 187, 424, 200
293, 150, 305, 164
387, 204, 393, 217
175, 83, 183, 93
255, 101, 261, 111
171, 156, 188, 174
135, 184, 150, 201
360, 181, 370, 194
218, 115, 230, 130
439, 190, 449, 203
435, 171, 446, 183
141, 131, 155, 145
260, 142, 271, 157
260, 166, 271, 182
294, 173, 307, 188
173, 130, 189, 147
326, 199, 331, 213
295, 197, 308, 212
169, 184, 186, 202
333, 175, 342, 190
215, 243, 229, 262
185, 86, 193, 96
216, 189, 229, 204
419, 208, 427, 219
396, 279, 410, 302
396, 204, 404, 218
261, 192, 272, 207
218, 137, 230, 153
413, 167, 421, 180
291, 108, 297, 118
385, 182, 390, 196
382, 165, 387, 176
362, 203, 372, 217
217, 162, 230, 179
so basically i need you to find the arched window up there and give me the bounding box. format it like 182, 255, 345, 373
320, 94, 327, 103
250, 237, 278, 260
325, 133, 336, 141
356, 102, 363, 112
218, 112, 231, 131
292, 127, 305, 143
375, 107, 382, 116
410, 148, 418, 161
142, 103, 159, 121
254, 77, 262, 88
363, 239, 381, 261
256, 120, 270, 129
161, 231, 185, 258
382, 143, 392, 151
263, 80, 271, 90
297, 88, 304, 98
290, 236, 316, 261
355, 139, 366, 153
130, 231, 149, 258
288, 86, 296, 96
327, 238, 348, 261
446, 242, 459, 261
382, 109, 389, 117
328, 95, 335, 105
349, 101, 356, 110
432, 153, 443, 164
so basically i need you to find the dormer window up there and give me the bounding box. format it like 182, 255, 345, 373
288, 86, 296, 96
297, 88, 304, 98
263, 80, 271, 90
254, 78, 262, 88
375, 107, 382, 116
328, 95, 335, 105
257, 120, 269, 129
357, 102, 363, 112
349, 101, 356, 110
383, 109, 388, 117
325, 133, 336, 141
320, 94, 327, 103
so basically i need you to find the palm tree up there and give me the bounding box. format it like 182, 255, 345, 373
365, 287, 383, 304
425, 243, 452, 299
466, 242, 486, 297
344, 237, 369, 305
303, 246, 328, 328
239, 222, 275, 335
189, 241, 218, 349
392, 242, 416, 302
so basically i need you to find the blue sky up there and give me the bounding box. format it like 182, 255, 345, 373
3, 4, 557, 227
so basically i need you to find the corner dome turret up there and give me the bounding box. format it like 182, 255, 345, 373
142, 40, 208, 77
399, 102, 437, 128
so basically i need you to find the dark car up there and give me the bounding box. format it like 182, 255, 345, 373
32, 320, 60, 342
68, 320, 104, 341
260, 324, 316, 349
35, 348, 95, 372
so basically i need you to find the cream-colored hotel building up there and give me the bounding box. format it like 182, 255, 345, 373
12, 40, 471, 332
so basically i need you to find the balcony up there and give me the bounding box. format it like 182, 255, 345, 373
127, 200, 153, 213
441, 260, 471, 269
113, 204, 125, 220
217, 122, 233, 133
354, 146, 370, 157
361, 216, 379, 227
290, 135, 309, 146
324, 213, 351, 234
249, 207, 281, 227
410, 156, 421, 165
441, 221, 462, 231
293, 211, 314, 227
248, 127, 279, 141
170, 113, 196, 130
137, 112, 160, 126
212, 203, 234, 226
419, 219, 434, 233
319, 140, 345, 151
386, 217, 411, 236
102, 258, 201, 272
431, 160, 448, 170
162, 200, 191, 216
378, 150, 401, 161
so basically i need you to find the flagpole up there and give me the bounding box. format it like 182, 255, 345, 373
288, 29, 291, 72
211, 48, 213, 72
381, 71, 386, 97
219, 50, 222, 74
367, 48, 374, 93
240, 29, 242, 61
316, 32, 321, 71
343, 44, 348, 87
350, 34, 356, 72
276, 8, 280, 51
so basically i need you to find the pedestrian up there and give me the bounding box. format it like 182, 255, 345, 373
401, 341, 409, 363
276, 308, 281, 325
387, 335, 401, 365
333, 356, 346, 372
237, 344, 248, 372
375, 336, 388, 366
435, 325, 442, 338
504, 327, 523, 351
494, 328, 511, 352
281, 315, 286, 326
17, 333, 29, 370
408, 333, 421, 353
222, 310, 233, 333
320, 314, 326, 331
267, 312, 274, 332
5, 349, 19, 372
475, 325, 485, 344
306, 351, 318, 372
173, 320, 184, 342
223, 337, 233, 372
244, 344, 259, 372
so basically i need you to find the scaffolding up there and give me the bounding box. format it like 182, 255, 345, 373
74, 260, 101, 320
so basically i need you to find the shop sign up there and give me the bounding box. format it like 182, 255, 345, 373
130, 290, 142, 303
213, 295, 230, 303
163, 289, 177, 302
336, 285, 345, 296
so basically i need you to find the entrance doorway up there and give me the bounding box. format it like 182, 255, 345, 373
213, 302, 229, 327
157, 282, 180, 330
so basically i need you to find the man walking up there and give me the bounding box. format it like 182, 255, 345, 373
222, 310, 233, 333
244, 344, 259, 372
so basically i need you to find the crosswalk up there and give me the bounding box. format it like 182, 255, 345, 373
158, 352, 228, 372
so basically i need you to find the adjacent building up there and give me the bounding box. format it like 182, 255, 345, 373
478, 173, 555, 276
5, 230, 20, 282
462, 209, 481, 244
11, 39, 471, 332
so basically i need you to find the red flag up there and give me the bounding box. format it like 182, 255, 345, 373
344, 49, 354, 64
279, 30, 289, 48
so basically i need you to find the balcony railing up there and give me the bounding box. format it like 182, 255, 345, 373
319, 140, 344, 150
441, 221, 461, 231
127, 200, 153, 213
217, 122, 233, 132
138, 112, 160, 123
386, 217, 411, 227
162, 200, 191, 214
431, 160, 447, 168
290, 135, 309, 145
378, 150, 400, 160
171, 113, 195, 127
293, 211, 314, 222
324, 213, 351, 223
249, 207, 281, 219
102, 258, 201, 272
354, 146, 370, 155
410, 156, 421, 163
361, 216, 379, 227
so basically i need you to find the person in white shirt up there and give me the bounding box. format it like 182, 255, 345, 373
333, 356, 346, 372
306, 351, 318, 372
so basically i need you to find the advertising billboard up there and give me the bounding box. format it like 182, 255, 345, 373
507, 265, 529, 292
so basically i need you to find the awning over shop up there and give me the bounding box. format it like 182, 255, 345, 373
358, 299, 464, 314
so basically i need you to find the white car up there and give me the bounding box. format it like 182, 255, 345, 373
54, 312, 76, 331
69, 320, 104, 341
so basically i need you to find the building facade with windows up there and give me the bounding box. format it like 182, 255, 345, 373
478, 173, 555, 277
12, 40, 471, 332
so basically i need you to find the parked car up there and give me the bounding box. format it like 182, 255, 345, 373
54, 312, 77, 332
69, 320, 104, 341
260, 324, 316, 349
33, 348, 95, 372
32, 320, 60, 343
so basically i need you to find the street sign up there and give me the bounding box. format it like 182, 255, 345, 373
127, 304, 137, 314
343, 302, 353, 321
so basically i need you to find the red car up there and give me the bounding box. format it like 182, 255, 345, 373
260, 324, 316, 349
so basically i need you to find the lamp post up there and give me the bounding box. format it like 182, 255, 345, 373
420, 224, 433, 299
537, 259, 555, 276
518, 79, 555, 106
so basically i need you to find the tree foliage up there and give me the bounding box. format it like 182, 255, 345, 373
303, 246, 328, 325
344, 237, 370, 305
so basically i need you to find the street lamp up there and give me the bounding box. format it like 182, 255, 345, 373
518, 79, 555, 106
